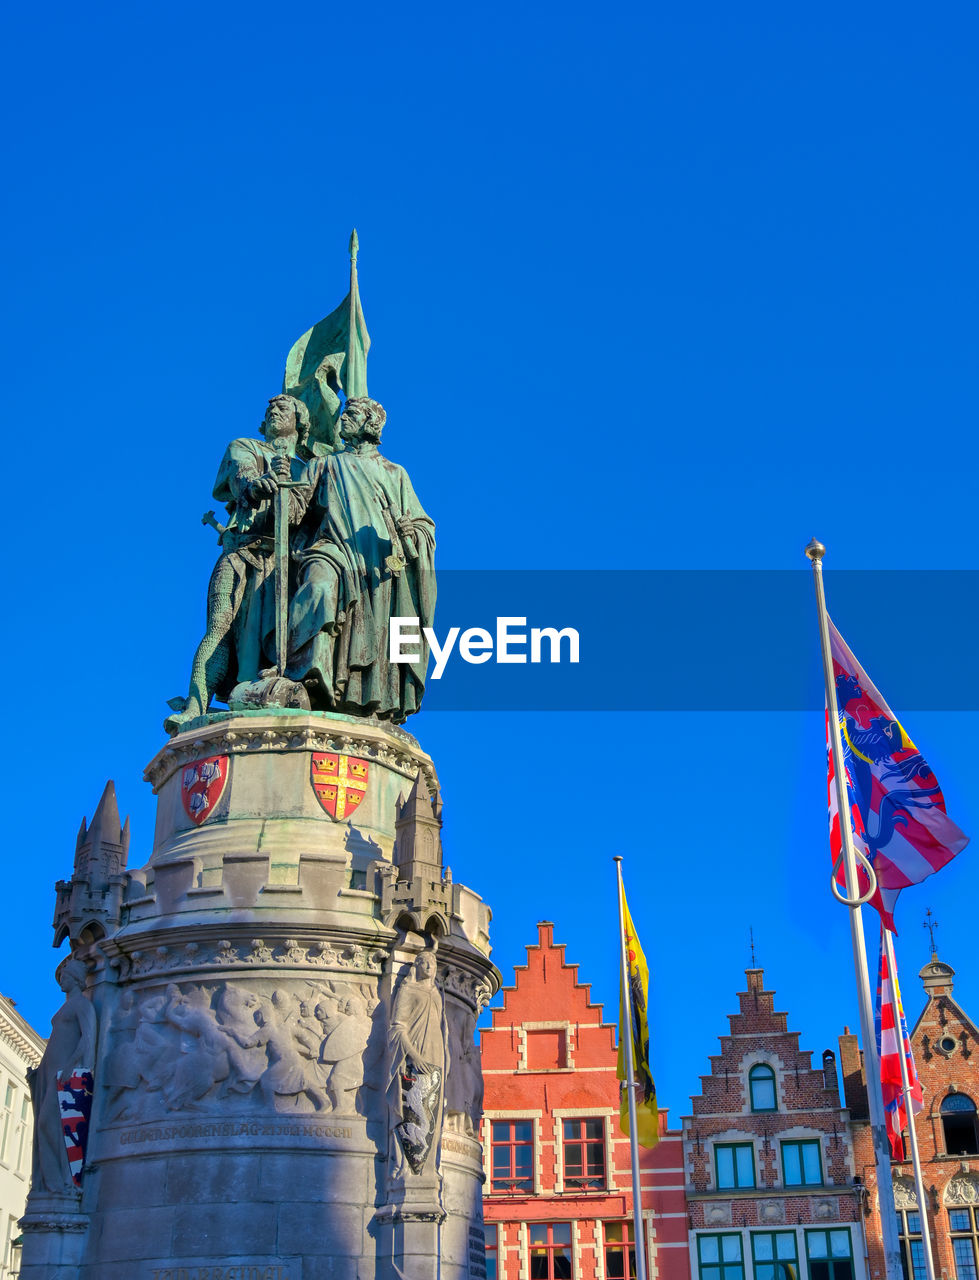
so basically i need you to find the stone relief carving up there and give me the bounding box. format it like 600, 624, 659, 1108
235, 998, 328, 1112
444, 1004, 483, 1137
101, 988, 140, 1119
101, 977, 382, 1120
441, 966, 495, 1013
29, 957, 97, 1195
387, 949, 447, 1176
946, 1174, 979, 1205
892, 1175, 918, 1208
320, 995, 376, 1115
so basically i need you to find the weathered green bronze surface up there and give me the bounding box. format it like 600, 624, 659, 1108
283, 228, 370, 452
166, 238, 435, 734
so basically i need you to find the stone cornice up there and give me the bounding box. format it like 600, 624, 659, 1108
97, 926, 498, 1009
145, 713, 438, 795
686, 1185, 857, 1201
0, 998, 45, 1066
100, 927, 391, 984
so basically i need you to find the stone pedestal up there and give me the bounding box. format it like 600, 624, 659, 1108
21, 711, 497, 1280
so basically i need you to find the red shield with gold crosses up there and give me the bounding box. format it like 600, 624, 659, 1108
311, 753, 370, 820
180, 755, 230, 826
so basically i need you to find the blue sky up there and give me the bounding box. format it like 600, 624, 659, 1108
3, 1, 978, 1115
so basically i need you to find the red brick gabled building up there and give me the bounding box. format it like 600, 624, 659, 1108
841, 949, 979, 1280
480, 922, 690, 1280
684, 969, 864, 1280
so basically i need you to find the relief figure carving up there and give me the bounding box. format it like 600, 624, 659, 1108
445, 1005, 483, 1137
164, 985, 234, 1111
227, 994, 328, 1113
214, 983, 267, 1095
387, 949, 447, 1176
320, 995, 374, 1116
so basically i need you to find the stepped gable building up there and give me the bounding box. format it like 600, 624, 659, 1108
480, 921, 689, 1280
841, 947, 979, 1280
683, 968, 864, 1280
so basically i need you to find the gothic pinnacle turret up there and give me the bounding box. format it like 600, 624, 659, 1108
53, 780, 130, 948
387, 769, 452, 934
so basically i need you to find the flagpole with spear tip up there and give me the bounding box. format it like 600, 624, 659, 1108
614, 856, 649, 1280
882, 927, 936, 1280
345, 228, 365, 399
805, 538, 903, 1280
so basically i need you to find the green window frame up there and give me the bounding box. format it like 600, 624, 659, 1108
749, 1064, 778, 1113
715, 1142, 756, 1189
782, 1139, 822, 1187
697, 1233, 744, 1280
752, 1232, 799, 1280
805, 1229, 854, 1280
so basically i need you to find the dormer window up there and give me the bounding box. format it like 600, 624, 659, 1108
749, 1064, 777, 1113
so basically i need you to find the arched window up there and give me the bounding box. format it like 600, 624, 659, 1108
941, 1094, 979, 1156
749, 1064, 777, 1113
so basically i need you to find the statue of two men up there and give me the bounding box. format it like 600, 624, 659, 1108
166, 393, 434, 732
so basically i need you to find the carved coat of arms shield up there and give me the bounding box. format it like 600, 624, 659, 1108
180, 755, 230, 826
311, 753, 370, 819
57, 1067, 94, 1187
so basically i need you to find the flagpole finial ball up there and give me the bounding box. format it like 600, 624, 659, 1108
805, 538, 826, 563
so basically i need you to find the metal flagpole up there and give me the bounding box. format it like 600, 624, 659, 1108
346, 228, 360, 394
614, 857, 649, 1280
805, 539, 903, 1280
272, 441, 299, 676
882, 928, 936, 1280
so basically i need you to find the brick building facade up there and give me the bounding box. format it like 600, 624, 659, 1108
479, 923, 690, 1280
683, 968, 865, 1280
842, 949, 979, 1280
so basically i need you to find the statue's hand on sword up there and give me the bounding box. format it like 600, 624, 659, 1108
246, 472, 279, 503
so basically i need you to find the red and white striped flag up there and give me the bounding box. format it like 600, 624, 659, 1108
875, 927, 922, 1159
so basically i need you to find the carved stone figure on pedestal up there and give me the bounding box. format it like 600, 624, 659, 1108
28, 957, 96, 1196
445, 1005, 483, 1137
165, 394, 314, 733
387, 949, 448, 1176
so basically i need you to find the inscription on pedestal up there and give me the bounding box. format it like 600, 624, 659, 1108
441, 1134, 482, 1164
99, 1117, 362, 1160
147, 1264, 300, 1280
468, 1224, 487, 1279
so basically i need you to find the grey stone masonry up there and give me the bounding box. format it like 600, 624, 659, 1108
21, 711, 499, 1280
